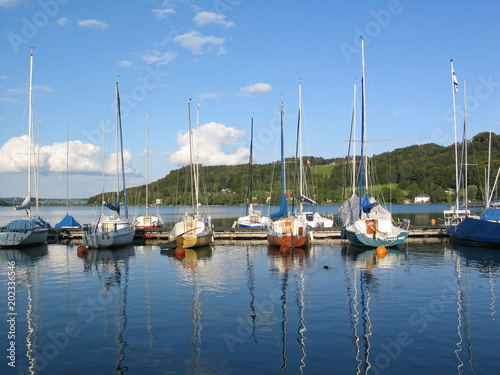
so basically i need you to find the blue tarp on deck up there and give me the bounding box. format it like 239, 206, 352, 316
55, 214, 81, 228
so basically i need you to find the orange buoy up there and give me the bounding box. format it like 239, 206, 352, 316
376, 245, 387, 258
77, 245, 87, 256
430, 219, 436, 226
175, 247, 186, 255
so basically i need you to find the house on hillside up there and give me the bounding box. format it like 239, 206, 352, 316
414, 194, 431, 203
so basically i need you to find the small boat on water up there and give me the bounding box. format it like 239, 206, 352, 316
83, 82, 135, 248
168, 101, 214, 248
338, 37, 409, 248
0, 52, 49, 248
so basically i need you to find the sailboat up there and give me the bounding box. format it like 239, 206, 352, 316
267, 98, 309, 248
55, 122, 81, 228
338, 37, 409, 248
444, 59, 471, 226
235, 117, 272, 228
133, 112, 164, 229
294, 82, 334, 228
168, 101, 214, 248
447, 126, 500, 246
82, 82, 136, 248
0, 52, 49, 247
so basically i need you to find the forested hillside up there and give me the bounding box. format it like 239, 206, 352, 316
87, 132, 500, 206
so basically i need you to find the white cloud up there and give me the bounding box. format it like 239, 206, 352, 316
173, 30, 225, 55
193, 11, 235, 28
55, 17, 69, 26
152, 8, 175, 20
0, 75, 7, 80
239, 83, 272, 96
77, 19, 109, 29
141, 50, 177, 65
169, 122, 248, 166
0, 137, 137, 176
119, 60, 133, 67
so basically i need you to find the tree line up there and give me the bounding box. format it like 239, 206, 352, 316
87, 131, 500, 206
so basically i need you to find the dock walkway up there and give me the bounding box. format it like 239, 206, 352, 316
51, 225, 447, 244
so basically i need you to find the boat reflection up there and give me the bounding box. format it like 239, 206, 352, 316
445, 242, 499, 374
267, 244, 310, 374
78, 245, 134, 374
342, 244, 407, 374
0, 244, 47, 374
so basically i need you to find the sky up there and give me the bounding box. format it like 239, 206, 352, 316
0, 0, 499, 199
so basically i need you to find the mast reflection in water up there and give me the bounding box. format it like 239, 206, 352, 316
0, 241, 499, 374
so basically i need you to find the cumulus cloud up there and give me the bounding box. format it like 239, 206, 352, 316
141, 50, 177, 65
169, 122, 248, 166
77, 19, 109, 29
239, 83, 272, 96
193, 11, 235, 28
152, 8, 175, 20
174, 30, 225, 55
0, 136, 137, 176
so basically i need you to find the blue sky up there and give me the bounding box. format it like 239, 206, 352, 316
1, 0, 499, 199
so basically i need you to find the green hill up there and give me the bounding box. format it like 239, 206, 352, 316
87, 131, 500, 206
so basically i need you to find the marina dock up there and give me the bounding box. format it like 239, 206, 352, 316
50, 225, 448, 244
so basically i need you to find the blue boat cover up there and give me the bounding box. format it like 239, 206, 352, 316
55, 214, 81, 228
480, 208, 500, 221
1, 218, 51, 231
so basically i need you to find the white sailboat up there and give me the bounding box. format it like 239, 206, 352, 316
338, 37, 409, 248
168, 101, 214, 248
294, 82, 334, 228
235, 117, 272, 228
134, 111, 164, 229
443, 59, 470, 226
0, 52, 49, 248
82, 82, 136, 248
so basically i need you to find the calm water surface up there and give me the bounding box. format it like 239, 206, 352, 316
1, 239, 499, 375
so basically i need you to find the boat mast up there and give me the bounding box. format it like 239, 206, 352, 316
463, 80, 468, 213
352, 81, 357, 196
450, 59, 460, 213
359, 36, 368, 213
101, 120, 106, 215
145, 111, 150, 216
187, 100, 199, 216
486, 129, 492, 207
280, 97, 287, 214
66, 121, 70, 215
116, 82, 129, 218
245, 117, 254, 216
27, 51, 34, 219
298, 82, 304, 214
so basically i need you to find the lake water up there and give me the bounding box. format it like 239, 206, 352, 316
1, 205, 499, 374
0, 203, 474, 228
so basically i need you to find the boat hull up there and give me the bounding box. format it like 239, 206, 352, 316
83, 217, 136, 249
170, 232, 214, 249
267, 234, 308, 248
446, 217, 500, 247
267, 218, 309, 248
169, 218, 213, 249
345, 229, 408, 248
0, 228, 48, 247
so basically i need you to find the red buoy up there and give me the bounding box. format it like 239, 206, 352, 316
77, 245, 87, 256
376, 245, 387, 258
